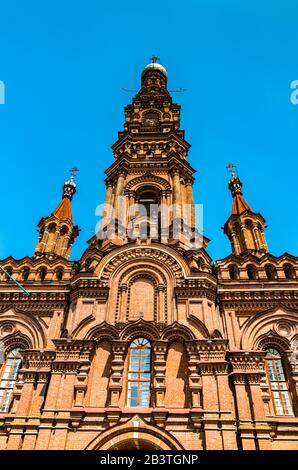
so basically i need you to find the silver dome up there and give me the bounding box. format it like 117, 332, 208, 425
142, 62, 167, 77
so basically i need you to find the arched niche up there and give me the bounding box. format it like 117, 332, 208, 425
0, 308, 46, 349
240, 306, 298, 350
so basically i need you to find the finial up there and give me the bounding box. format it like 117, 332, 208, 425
69, 166, 79, 182
150, 55, 160, 64
227, 163, 243, 198
226, 162, 237, 178
62, 168, 78, 200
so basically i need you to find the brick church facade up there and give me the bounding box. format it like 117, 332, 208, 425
0, 59, 298, 450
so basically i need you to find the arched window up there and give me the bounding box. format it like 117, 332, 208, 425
228, 264, 239, 280
265, 264, 277, 280
85, 257, 92, 272
0, 348, 22, 412
4, 267, 13, 281
283, 264, 295, 280
47, 223, 57, 234
39, 268, 47, 281
56, 268, 64, 281
247, 264, 258, 280
127, 338, 151, 407
60, 225, 69, 236
138, 189, 159, 219
265, 348, 293, 416
22, 267, 30, 281
136, 187, 160, 240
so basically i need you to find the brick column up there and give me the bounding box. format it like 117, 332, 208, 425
247, 372, 266, 420
6, 371, 36, 450
216, 364, 237, 450
114, 171, 126, 227
101, 182, 114, 229
231, 374, 256, 450
185, 341, 201, 408
108, 341, 127, 407
44, 370, 62, 409
228, 352, 267, 450
119, 284, 128, 322
157, 284, 166, 323
152, 341, 168, 407
198, 340, 230, 450
199, 363, 222, 449
230, 230, 241, 255
160, 190, 170, 242
185, 179, 196, 229
31, 372, 49, 415
252, 223, 262, 250
125, 190, 136, 238
172, 169, 182, 236
74, 358, 92, 407
15, 371, 35, 415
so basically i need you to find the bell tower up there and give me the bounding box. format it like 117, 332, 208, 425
34, 170, 79, 260
224, 170, 268, 256
98, 57, 202, 251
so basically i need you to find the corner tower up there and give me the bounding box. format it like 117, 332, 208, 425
34, 171, 79, 260
224, 171, 268, 256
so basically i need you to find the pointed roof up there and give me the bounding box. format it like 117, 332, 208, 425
52, 170, 77, 222
53, 197, 72, 221
231, 193, 251, 215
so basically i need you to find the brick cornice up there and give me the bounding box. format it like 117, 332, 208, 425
21, 350, 56, 369
228, 351, 266, 374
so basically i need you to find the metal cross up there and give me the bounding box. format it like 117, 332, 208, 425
150, 55, 160, 63
69, 167, 79, 180
226, 162, 237, 177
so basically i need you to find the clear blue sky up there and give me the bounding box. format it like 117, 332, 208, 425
0, 0, 297, 262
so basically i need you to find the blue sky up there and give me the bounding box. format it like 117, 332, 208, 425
0, 0, 297, 262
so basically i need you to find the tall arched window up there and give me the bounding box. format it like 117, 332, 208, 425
4, 267, 13, 281
22, 267, 30, 281
265, 264, 277, 280
127, 338, 151, 407
247, 264, 258, 280
265, 348, 293, 416
0, 348, 22, 412
136, 188, 160, 240
283, 264, 295, 279
39, 267, 47, 281
228, 264, 239, 280
56, 268, 64, 281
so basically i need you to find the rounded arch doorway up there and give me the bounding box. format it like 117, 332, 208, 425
85, 418, 184, 451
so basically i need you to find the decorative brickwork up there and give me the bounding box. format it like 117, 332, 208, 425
0, 59, 297, 450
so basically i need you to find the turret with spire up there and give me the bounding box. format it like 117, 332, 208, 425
224, 169, 268, 256
34, 169, 79, 260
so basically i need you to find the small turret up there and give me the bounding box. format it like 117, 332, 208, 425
34, 169, 79, 260
224, 168, 268, 256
